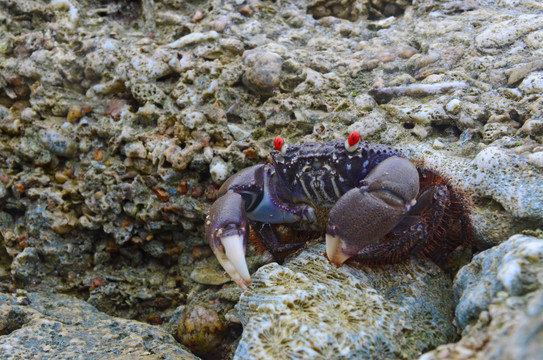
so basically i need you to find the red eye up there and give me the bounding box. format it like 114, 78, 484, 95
274, 136, 284, 151
348, 131, 360, 147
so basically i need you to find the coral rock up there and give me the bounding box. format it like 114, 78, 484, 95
234, 242, 456, 359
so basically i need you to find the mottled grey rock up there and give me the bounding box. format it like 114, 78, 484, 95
234, 242, 455, 360
242, 50, 283, 96
421, 235, 543, 360
401, 143, 543, 223
0, 292, 198, 360
475, 14, 543, 50
39, 129, 77, 157
454, 234, 543, 331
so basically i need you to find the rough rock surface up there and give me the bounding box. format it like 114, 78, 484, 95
1, 0, 543, 359
0, 292, 197, 360
234, 242, 456, 359
421, 235, 543, 359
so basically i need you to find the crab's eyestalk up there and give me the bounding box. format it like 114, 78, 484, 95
345, 131, 360, 152
326, 156, 419, 266
274, 136, 287, 154
206, 192, 251, 289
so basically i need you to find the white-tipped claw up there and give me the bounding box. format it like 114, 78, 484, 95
214, 234, 252, 289
326, 233, 351, 266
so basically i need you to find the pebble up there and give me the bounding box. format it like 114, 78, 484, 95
129, 54, 172, 81
182, 111, 205, 130
445, 98, 461, 114
178, 305, 227, 355
519, 119, 543, 136
518, 72, 543, 94
190, 265, 230, 285
242, 49, 282, 96
352, 94, 377, 111
433, 139, 445, 149
209, 157, 231, 183
39, 129, 77, 157
123, 142, 147, 159
526, 152, 543, 169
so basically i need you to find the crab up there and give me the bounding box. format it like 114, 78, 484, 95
205, 132, 473, 289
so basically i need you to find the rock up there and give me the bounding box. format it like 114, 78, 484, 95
507, 60, 543, 85
526, 151, 543, 169
445, 98, 461, 114
352, 93, 377, 111
346, 110, 386, 139
167, 31, 219, 49
476, 13, 543, 48
402, 143, 543, 222
39, 129, 77, 157
519, 119, 543, 136
234, 242, 456, 359
2, 0, 543, 357
178, 305, 227, 356
190, 264, 230, 285
129, 53, 172, 81
422, 235, 543, 359
307, 0, 367, 21
482, 122, 514, 143
242, 50, 283, 96
123, 141, 147, 158
519, 71, 543, 94
182, 111, 206, 130
0, 292, 197, 360
386, 104, 450, 125
209, 156, 232, 183
454, 234, 543, 330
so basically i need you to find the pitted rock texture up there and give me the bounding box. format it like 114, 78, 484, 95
234, 242, 456, 360
454, 234, 543, 331
0, 292, 198, 360
1, 0, 543, 358
421, 235, 543, 359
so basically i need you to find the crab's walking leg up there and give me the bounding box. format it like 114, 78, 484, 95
325, 156, 420, 266
205, 192, 251, 289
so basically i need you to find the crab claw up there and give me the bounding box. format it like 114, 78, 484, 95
205, 192, 251, 289
326, 156, 420, 266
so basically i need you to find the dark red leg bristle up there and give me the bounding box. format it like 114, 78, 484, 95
417, 167, 474, 266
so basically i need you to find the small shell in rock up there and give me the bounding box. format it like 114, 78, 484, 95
178, 305, 227, 355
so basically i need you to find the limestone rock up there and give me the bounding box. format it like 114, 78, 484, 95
0, 292, 198, 360
234, 242, 456, 359
454, 234, 543, 330
421, 235, 543, 359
